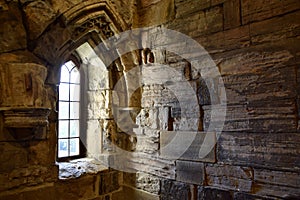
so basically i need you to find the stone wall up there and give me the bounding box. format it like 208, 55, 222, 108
125, 0, 300, 199
0, 0, 300, 200
0, 0, 134, 199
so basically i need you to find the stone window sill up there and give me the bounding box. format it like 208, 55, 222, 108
57, 158, 108, 179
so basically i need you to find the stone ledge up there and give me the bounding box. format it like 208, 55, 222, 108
160, 131, 216, 163
57, 158, 109, 179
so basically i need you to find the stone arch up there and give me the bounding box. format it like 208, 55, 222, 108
26, 0, 142, 155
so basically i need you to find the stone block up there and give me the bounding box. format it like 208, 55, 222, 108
99, 171, 121, 195
224, 0, 241, 29
138, 0, 175, 27
0, 3, 27, 53
253, 169, 300, 188
135, 135, 159, 154
160, 179, 191, 200
158, 107, 172, 130
123, 172, 160, 194
204, 99, 297, 133
219, 50, 293, 76
173, 117, 200, 131
22, 0, 56, 40
0, 62, 48, 107
218, 132, 300, 170
241, 0, 300, 24
249, 11, 300, 45
56, 175, 97, 199
176, 160, 204, 185
136, 108, 159, 129
114, 152, 175, 179
160, 131, 216, 163
28, 140, 54, 166
175, 0, 210, 18
88, 65, 109, 90
205, 6, 224, 33
198, 77, 211, 105
86, 120, 102, 157
0, 142, 28, 173
198, 187, 233, 200
251, 182, 300, 199
205, 164, 253, 192
112, 186, 159, 200
233, 192, 277, 200
142, 64, 184, 85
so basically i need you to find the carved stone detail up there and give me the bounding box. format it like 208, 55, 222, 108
72, 15, 114, 39
1, 107, 51, 128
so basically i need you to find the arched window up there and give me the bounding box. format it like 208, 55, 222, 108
57, 60, 81, 159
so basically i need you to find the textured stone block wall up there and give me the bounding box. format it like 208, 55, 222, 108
0, 0, 134, 199
0, 0, 299, 199
125, 0, 300, 199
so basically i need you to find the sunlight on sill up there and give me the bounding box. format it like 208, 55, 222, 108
57, 158, 109, 180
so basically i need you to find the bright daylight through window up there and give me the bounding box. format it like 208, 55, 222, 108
58, 60, 81, 158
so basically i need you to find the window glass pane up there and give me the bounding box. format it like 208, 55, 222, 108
58, 139, 69, 158
58, 102, 69, 119
65, 61, 75, 71
69, 138, 80, 156
70, 67, 80, 83
70, 120, 79, 137
70, 84, 80, 101
58, 120, 69, 138
70, 102, 80, 119
59, 83, 69, 101
60, 65, 70, 82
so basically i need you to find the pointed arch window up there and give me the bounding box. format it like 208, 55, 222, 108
58, 60, 81, 159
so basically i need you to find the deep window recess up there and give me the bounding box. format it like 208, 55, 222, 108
58, 61, 81, 159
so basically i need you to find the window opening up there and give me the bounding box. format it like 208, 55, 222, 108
58, 60, 81, 158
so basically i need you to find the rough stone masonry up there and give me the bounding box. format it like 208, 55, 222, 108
0, 0, 299, 200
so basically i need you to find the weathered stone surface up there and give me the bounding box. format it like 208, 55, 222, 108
87, 90, 112, 119
136, 108, 159, 129
219, 50, 294, 76
251, 182, 300, 198
242, 0, 300, 24
253, 169, 300, 188
0, 0, 299, 199
112, 186, 159, 200
176, 160, 204, 185
175, 0, 210, 18
138, 0, 175, 27
205, 164, 253, 192
56, 175, 97, 199
204, 100, 297, 133
233, 192, 277, 200
0, 62, 48, 107
0, 142, 28, 173
22, 0, 57, 40
99, 171, 121, 195
160, 179, 190, 200
142, 64, 184, 85
87, 66, 110, 91
142, 84, 179, 108
218, 132, 300, 170
249, 11, 300, 45
224, 0, 241, 29
198, 187, 233, 200
110, 152, 175, 179
123, 172, 160, 194
0, 3, 27, 53
169, 4, 223, 36
0, 185, 56, 200
58, 158, 108, 179
135, 135, 159, 154
160, 131, 216, 163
